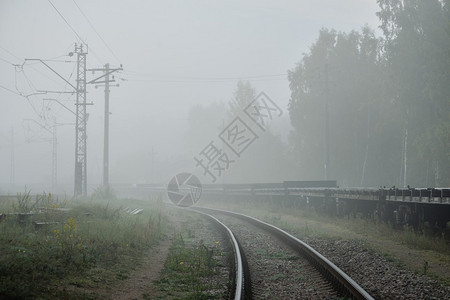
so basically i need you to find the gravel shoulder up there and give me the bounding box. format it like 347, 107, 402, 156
197, 199, 450, 299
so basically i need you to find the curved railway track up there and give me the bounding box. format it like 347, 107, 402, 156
190, 206, 374, 300
188, 208, 248, 300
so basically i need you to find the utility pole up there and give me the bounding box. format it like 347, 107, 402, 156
52, 124, 57, 190
23, 119, 56, 191
43, 99, 76, 192
26, 43, 91, 197
151, 146, 154, 183
403, 127, 408, 187
324, 63, 330, 181
104, 63, 110, 190
88, 63, 122, 190
10, 127, 14, 186
74, 44, 89, 197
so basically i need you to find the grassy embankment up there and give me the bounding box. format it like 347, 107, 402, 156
153, 208, 229, 300
0, 190, 164, 299
154, 233, 226, 299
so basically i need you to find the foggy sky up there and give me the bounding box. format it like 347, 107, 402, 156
0, 0, 380, 193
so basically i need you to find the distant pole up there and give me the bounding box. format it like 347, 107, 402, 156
222, 119, 225, 185
10, 127, 14, 186
403, 127, 408, 187
151, 146, 154, 183
103, 63, 110, 189
324, 63, 330, 181
52, 124, 57, 191
23, 119, 58, 192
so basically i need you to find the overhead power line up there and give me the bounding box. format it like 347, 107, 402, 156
0, 56, 14, 65
47, 0, 106, 65
0, 45, 22, 62
72, 0, 121, 64
48, 0, 84, 44
122, 71, 287, 83
123, 78, 287, 83
0, 84, 22, 96
124, 70, 286, 79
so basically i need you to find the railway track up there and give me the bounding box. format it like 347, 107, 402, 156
188, 209, 248, 300
189, 206, 374, 300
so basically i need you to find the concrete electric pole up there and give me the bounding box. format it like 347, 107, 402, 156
88, 63, 122, 190
324, 63, 330, 181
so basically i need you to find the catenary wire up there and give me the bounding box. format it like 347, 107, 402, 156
0, 45, 22, 62
0, 56, 14, 65
0, 84, 22, 96
48, 0, 84, 44
47, 0, 104, 65
121, 70, 287, 83
72, 0, 121, 64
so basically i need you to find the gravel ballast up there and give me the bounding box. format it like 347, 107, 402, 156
301, 237, 450, 299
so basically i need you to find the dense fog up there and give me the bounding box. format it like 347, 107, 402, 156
1, 1, 448, 195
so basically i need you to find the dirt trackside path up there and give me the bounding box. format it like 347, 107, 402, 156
61, 206, 226, 299
100, 207, 190, 299
97, 209, 188, 299
59, 206, 185, 299
60, 237, 173, 299
101, 238, 172, 300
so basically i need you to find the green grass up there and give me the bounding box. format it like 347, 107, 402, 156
341, 217, 450, 254
210, 199, 450, 255
254, 248, 299, 261
155, 232, 226, 299
0, 191, 165, 299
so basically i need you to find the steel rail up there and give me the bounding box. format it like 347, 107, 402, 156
187, 208, 247, 300
195, 206, 375, 300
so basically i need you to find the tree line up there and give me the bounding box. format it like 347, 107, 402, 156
288, 0, 450, 187
186, 1, 449, 187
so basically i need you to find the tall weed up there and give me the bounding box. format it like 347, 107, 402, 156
0, 192, 165, 298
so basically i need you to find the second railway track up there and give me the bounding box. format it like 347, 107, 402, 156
190, 206, 374, 300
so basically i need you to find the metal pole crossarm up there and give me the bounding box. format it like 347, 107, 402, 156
74, 102, 94, 106
87, 66, 122, 72
55, 122, 75, 126
25, 92, 48, 97
92, 80, 116, 84
25, 58, 77, 90
43, 98, 76, 116
37, 90, 75, 94
87, 67, 123, 85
